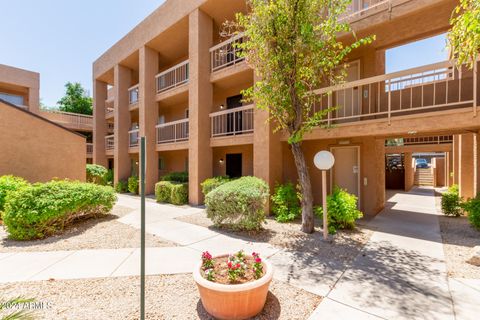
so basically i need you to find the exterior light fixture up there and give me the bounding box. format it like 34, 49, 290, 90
314, 151, 335, 240
408, 131, 417, 135
219, 158, 224, 164
219, 104, 225, 110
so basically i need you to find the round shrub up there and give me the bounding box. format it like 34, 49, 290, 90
161, 171, 188, 183
86, 164, 108, 185
155, 181, 173, 203
201, 176, 231, 196
461, 196, 480, 229
315, 186, 363, 234
271, 182, 301, 222
441, 185, 462, 217
2, 180, 117, 240
0, 175, 29, 213
128, 176, 139, 194
205, 176, 269, 231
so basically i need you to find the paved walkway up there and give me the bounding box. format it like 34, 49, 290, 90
309, 187, 456, 320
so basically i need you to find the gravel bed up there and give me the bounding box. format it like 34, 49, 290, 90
176, 212, 372, 265
0, 274, 321, 320
0, 205, 173, 253
438, 215, 480, 278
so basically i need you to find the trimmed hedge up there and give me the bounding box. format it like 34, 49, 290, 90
441, 185, 462, 217
2, 180, 116, 240
201, 176, 231, 196
155, 181, 188, 205
161, 171, 188, 183
0, 175, 29, 213
86, 164, 108, 185
205, 176, 269, 231
315, 186, 363, 234
128, 176, 139, 194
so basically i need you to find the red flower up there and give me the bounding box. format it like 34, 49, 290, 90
255, 257, 262, 263
227, 261, 233, 268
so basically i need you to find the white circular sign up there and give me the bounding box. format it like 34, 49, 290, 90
314, 151, 335, 170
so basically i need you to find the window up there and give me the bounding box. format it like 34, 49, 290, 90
0, 92, 24, 106
159, 157, 165, 170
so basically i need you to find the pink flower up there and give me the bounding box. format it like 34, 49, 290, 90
202, 251, 212, 260
255, 257, 262, 263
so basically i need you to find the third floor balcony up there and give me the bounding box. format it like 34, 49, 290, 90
155, 60, 189, 95
210, 33, 245, 73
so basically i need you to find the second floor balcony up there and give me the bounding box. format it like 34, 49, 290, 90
156, 60, 189, 94
105, 135, 114, 152
40, 109, 93, 131
129, 129, 140, 148
156, 119, 189, 144
313, 59, 477, 126
210, 105, 254, 138
86, 143, 93, 157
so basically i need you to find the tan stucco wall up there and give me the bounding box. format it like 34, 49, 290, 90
0, 64, 40, 113
0, 102, 85, 182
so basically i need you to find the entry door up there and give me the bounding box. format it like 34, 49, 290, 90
335, 61, 361, 120
331, 146, 360, 201
227, 94, 243, 134
226, 153, 242, 178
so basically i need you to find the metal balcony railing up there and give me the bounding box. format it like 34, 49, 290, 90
86, 143, 93, 156
340, 0, 391, 21
312, 60, 477, 125
129, 129, 140, 147
105, 135, 114, 151
210, 105, 254, 137
40, 109, 93, 130
156, 119, 189, 144
210, 33, 245, 72
129, 84, 139, 105
156, 60, 189, 94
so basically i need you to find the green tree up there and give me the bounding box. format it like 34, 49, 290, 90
448, 0, 480, 69
57, 82, 93, 115
232, 0, 374, 233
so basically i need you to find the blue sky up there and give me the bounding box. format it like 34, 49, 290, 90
0, 0, 165, 107
1, 1, 447, 107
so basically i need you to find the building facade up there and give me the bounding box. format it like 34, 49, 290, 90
0, 63, 94, 162
92, 0, 479, 215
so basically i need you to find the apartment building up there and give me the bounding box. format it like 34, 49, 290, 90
92, 0, 479, 215
0, 63, 94, 162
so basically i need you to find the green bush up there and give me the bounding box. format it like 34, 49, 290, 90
155, 181, 173, 203
155, 181, 188, 205
115, 180, 128, 193
104, 169, 114, 186
441, 185, 462, 217
201, 176, 231, 196
170, 183, 189, 205
161, 171, 188, 183
86, 164, 108, 185
271, 182, 301, 222
461, 196, 480, 229
0, 175, 29, 213
315, 186, 363, 234
128, 176, 139, 194
2, 180, 116, 240
205, 176, 269, 231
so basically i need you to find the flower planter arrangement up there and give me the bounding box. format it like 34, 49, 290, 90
193, 250, 273, 320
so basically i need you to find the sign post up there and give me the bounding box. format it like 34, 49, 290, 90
140, 137, 146, 320
314, 151, 335, 240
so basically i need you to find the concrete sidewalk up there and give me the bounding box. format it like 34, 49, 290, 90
309, 187, 456, 320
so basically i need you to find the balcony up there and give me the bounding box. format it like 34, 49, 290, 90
156, 60, 189, 94
403, 135, 453, 146
210, 33, 245, 73
107, 122, 114, 133
129, 129, 140, 148
105, 135, 114, 154
105, 107, 114, 118
156, 119, 189, 144
86, 143, 93, 158
40, 109, 93, 131
340, 0, 390, 21
129, 84, 139, 106
210, 105, 254, 138
313, 60, 476, 126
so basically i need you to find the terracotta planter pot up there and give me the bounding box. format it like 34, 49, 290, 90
193, 254, 273, 320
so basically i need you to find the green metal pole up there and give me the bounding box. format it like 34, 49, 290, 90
140, 137, 146, 320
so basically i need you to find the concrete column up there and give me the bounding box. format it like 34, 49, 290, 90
446, 151, 452, 187
139, 46, 159, 194
459, 133, 475, 199
114, 64, 132, 184
93, 80, 108, 167
373, 139, 386, 213
253, 106, 283, 213
404, 152, 414, 191
453, 135, 460, 185
188, 8, 213, 205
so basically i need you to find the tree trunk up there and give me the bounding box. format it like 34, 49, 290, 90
291, 142, 315, 233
